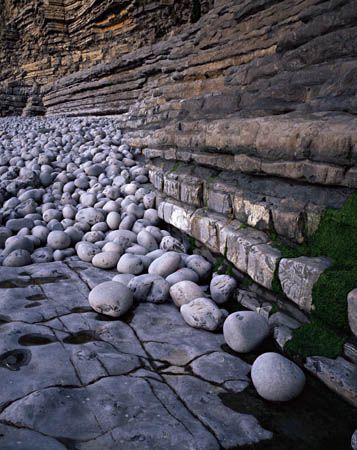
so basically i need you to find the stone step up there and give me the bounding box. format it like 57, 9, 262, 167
148, 161, 352, 244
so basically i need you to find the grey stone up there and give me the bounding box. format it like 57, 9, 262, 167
348, 289, 357, 338
148, 251, 181, 278
186, 254, 212, 280
75, 207, 105, 225
210, 274, 237, 304
31, 246, 54, 263
112, 273, 135, 286
170, 280, 204, 307
92, 251, 120, 269
251, 352, 306, 401
268, 312, 300, 330
166, 267, 199, 285
223, 311, 270, 353
305, 356, 357, 407
137, 229, 158, 251
128, 274, 170, 303
117, 253, 144, 275
106, 211, 121, 230
160, 235, 185, 252
76, 241, 102, 262
47, 230, 71, 250
6, 218, 34, 232
164, 375, 273, 447
273, 325, 293, 350
2, 235, 34, 256
352, 430, 357, 450
180, 297, 224, 330
88, 281, 133, 317
125, 244, 149, 255
279, 256, 332, 312
190, 351, 251, 391
3, 248, 32, 266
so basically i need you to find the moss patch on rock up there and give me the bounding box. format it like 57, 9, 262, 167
270, 193, 357, 358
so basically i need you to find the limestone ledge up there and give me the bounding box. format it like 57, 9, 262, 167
156, 196, 331, 309
147, 162, 352, 245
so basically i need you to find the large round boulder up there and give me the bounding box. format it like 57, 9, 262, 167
251, 352, 306, 401
88, 281, 133, 317
223, 311, 269, 353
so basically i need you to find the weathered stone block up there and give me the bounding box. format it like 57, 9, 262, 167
163, 174, 180, 200
158, 200, 194, 234
233, 192, 270, 231
191, 210, 227, 252
305, 356, 357, 407
226, 228, 269, 274
207, 188, 232, 215
247, 244, 281, 290
348, 289, 357, 338
180, 177, 203, 207
148, 168, 164, 191
271, 206, 305, 244
278, 256, 332, 312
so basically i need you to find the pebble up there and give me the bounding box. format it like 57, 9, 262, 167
137, 229, 158, 251
3, 249, 32, 266
128, 274, 170, 303
251, 352, 306, 401
160, 235, 185, 253
180, 297, 224, 331
169, 280, 204, 307
186, 255, 212, 280
117, 253, 144, 275
92, 251, 120, 269
210, 275, 237, 304
223, 311, 270, 353
112, 273, 135, 286
166, 268, 199, 285
88, 281, 133, 317
47, 230, 71, 250
76, 241, 102, 262
148, 251, 182, 278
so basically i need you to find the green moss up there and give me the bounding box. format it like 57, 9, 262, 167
188, 237, 196, 254
278, 193, 357, 358
284, 320, 345, 359
268, 303, 279, 317
241, 277, 253, 288
167, 161, 180, 174
226, 262, 233, 277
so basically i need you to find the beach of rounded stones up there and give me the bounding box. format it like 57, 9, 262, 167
0, 116, 305, 402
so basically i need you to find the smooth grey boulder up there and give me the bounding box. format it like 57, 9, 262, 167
76, 241, 102, 262
3, 236, 34, 256
170, 280, 204, 307
47, 230, 71, 250
160, 235, 185, 253
106, 211, 121, 230
251, 352, 306, 401
148, 251, 181, 278
223, 311, 270, 353
137, 229, 158, 251
125, 244, 148, 255
128, 274, 170, 303
75, 207, 105, 225
106, 229, 137, 247
210, 274, 237, 304
31, 247, 54, 263
181, 298, 224, 331
0, 227, 12, 248
6, 218, 34, 232
166, 267, 199, 285
143, 208, 160, 225
88, 281, 133, 317
186, 254, 212, 280
112, 273, 135, 286
92, 251, 120, 269
117, 253, 144, 275
3, 249, 32, 266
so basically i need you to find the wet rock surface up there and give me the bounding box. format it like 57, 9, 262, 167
0, 117, 354, 450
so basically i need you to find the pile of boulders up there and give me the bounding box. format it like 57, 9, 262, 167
0, 116, 306, 403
